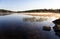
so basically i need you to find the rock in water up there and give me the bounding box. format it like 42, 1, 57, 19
53, 25, 60, 31
53, 19, 60, 37
53, 19, 60, 31
43, 26, 51, 31
53, 25, 60, 37
53, 19, 60, 25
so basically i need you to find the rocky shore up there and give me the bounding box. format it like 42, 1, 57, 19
53, 19, 60, 31
52, 19, 60, 37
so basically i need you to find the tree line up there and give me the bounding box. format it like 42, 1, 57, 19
17, 9, 60, 13
1, 9, 60, 13
0, 9, 13, 13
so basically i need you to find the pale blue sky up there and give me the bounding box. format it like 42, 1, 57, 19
0, 0, 60, 11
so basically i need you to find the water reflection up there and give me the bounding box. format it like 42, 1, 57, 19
55, 31, 60, 37
54, 30, 60, 37
0, 13, 59, 39
53, 26, 60, 37
0, 13, 11, 16
23, 17, 48, 22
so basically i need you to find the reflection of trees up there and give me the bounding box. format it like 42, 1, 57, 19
53, 25, 60, 37
17, 9, 60, 13
0, 9, 12, 13
23, 17, 47, 22
53, 28, 60, 37
0, 9, 13, 15
55, 31, 60, 37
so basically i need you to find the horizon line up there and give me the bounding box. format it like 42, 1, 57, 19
0, 8, 60, 11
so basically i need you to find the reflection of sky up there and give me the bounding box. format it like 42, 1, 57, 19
0, 0, 60, 11
0, 13, 59, 39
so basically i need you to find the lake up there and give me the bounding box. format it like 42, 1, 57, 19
0, 13, 60, 39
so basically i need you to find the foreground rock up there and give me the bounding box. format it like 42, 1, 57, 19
53, 19, 60, 25
53, 19, 60, 37
53, 19, 60, 31
53, 25, 60, 32
43, 26, 51, 31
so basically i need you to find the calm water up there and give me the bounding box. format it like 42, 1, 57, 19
0, 13, 59, 39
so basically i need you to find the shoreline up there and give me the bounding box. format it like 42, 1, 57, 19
22, 12, 60, 19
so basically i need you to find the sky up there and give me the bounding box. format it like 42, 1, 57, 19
0, 0, 60, 11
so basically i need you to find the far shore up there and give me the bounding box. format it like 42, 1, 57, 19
22, 12, 60, 19
0, 12, 60, 19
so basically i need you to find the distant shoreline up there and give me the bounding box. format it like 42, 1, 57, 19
0, 9, 60, 13
22, 12, 60, 19
0, 9, 60, 18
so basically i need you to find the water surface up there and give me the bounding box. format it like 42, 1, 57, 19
0, 13, 59, 39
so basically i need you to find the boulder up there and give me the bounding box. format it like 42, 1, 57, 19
53, 25, 60, 32
53, 19, 60, 25
53, 19, 60, 32
43, 26, 51, 31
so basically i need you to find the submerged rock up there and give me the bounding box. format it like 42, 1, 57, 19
43, 26, 51, 31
